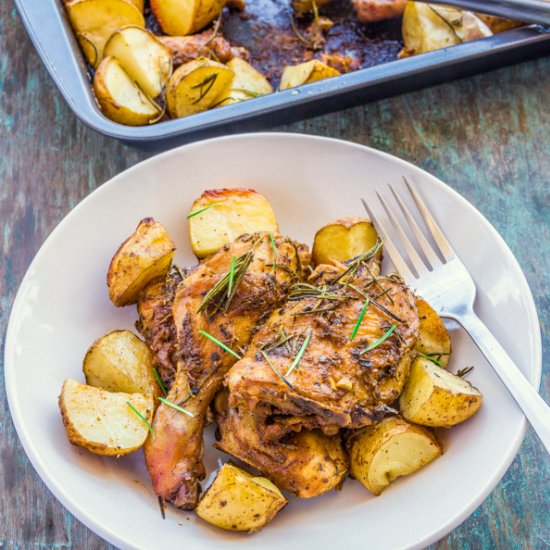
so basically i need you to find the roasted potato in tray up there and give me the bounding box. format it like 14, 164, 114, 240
279, 60, 340, 90
312, 216, 381, 266
93, 57, 163, 126
349, 416, 442, 495
400, 356, 483, 427
65, 0, 145, 68
103, 26, 173, 99
83, 330, 159, 398
59, 378, 154, 456
151, 0, 226, 36
217, 58, 274, 106
196, 462, 287, 532
188, 188, 279, 258
415, 297, 451, 367
107, 217, 176, 306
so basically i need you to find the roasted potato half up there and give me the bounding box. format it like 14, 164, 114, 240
312, 216, 381, 266
83, 330, 159, 398
59, 378, 154, 456
415, 297, 451, 367
93, 57, 163, 126
401, 3, 492, 57
217, 58, 273, 106
108, 217, 176, 306
103, 26, 172, 99
166, 58, 234, 118
475, 14, 522, 34
188, 188, 279, 258
349, 416, 442, 495
399, 356, 483, 427
151, 0, 225, 36
196, 462, 287, 532
65, 0, 145, 68
279, 60, 340, 90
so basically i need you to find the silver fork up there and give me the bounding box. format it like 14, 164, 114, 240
362, 180, 550, 453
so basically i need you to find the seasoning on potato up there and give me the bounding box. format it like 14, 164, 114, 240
196, 462, 288, 532
399, 356, 483, 427
107, 217, 176, 306
349, 416, 442, 495
279, 59, 340, 90
414, 297, 451, 367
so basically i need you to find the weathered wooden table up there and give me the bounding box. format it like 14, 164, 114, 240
1, 2, 549, 548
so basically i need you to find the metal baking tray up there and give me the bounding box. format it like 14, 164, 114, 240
14, 0, 550, 151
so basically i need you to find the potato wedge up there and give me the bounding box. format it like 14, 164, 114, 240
108, 217, 176, 306
65, 0, 145, 68
93, 57, 163, 126
312, 217, 381, 266
279, 60, 340, 90
349, 416, 442, 495
59, 378, 154, 456
415, 297, 451, 367
188, 188, 279, 258
475, 14, 522, 34
151, 0, 225, 36
166, 58, 234, 118
401, 3, 492, 57
216, 58, 273, 106
399, 356, 483, 427
83, 330, 159, 397
196, 462, 287, 532
103, 26, 172, 99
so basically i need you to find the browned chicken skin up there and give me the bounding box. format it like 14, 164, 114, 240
144, 233, 310, 510
354, 0, 407, 22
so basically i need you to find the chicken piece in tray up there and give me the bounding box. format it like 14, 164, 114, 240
354, 0, 407, 23
226, 244, 420, 437
144, 232, 311, 510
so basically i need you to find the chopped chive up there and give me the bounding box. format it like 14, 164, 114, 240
261, 350, 294, 389
456, 366, 474, 378
269, 233, 277, 273
227, 255, 237, 297
285, 328, 312, 377
350, 298, 370, 342
153, 367, 167, 396
199, 329, 241, 360
418, 352, 443, 367
158, 396, 194, 417
186, 203, 221, 219
126, 402, 154, 437
363, 324, 397, 352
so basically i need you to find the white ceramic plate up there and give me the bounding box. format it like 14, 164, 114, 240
5, 133, 541, 550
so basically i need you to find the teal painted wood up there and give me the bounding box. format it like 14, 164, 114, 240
1, 1, 549, 547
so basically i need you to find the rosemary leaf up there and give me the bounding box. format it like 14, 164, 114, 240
286, 328, 312, 377
153, 367, 167, 396
350, 298, 370, 342
261, 350, 294, 389
363, 324, 397, 353
187, 203, 221, 219
227, 255, 237, 297
199, 329, 241, 360
269, 233, 277, 273
158, 396, 194, 417
456, 366, 474, 378
418, 352, 443, 367
126, 402, 154, 437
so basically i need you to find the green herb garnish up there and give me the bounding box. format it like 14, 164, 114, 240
158, 396, 194, 417
227, 255, 237, 297
187, 203, 221, 219
456, 366, 474, 378
191, 72, 219, 104
199, 329, 242, 360
261, 350, 294, 389
126, 402, 154, 437
269, 233, 277, 273
285, 328, 312, 377
418, 352, 443, 367
362, 324, 397, 353
153, 367, 167, 396
350, 298, 370, 342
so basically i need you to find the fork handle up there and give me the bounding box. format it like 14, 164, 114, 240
454, 312, 550, 454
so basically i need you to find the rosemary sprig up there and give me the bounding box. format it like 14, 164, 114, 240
260, 329, 294, 352
269, 233, 277, 273
158, 396, 194, 417
191, 72, 219, 104
418, 352, 443, 367
456, 366, 474, 378
261, 350, 294, 389
126, 402, 154, 437
199, 329, 242, 360
288, 282, 344, 302
285, 328, 312, 377
203, 10, 223, 48
362, 324, 397, 353
289, 13, 312, 46
187, 203, 221, 219
369, 296, 405, 324
153, 367, 167, 396
158, 496, 166, 520
331, 239, 383, 285
350, 298, 370, 342
197, 250, 254, 314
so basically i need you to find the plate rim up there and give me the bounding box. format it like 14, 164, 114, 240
4, 132, 542, 550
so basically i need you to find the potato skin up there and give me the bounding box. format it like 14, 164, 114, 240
83, 329, 159, 398
399, 357, 483, 427
415, 297, 451, 367
188, 188, 279, 258
279, 60, 340, 90
107, 217, 175, 306
59, 378, 154, 456
349, 416, 442, 495
196, 462, 287, 532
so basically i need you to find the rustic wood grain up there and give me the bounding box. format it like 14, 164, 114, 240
1, 1, 548, 548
